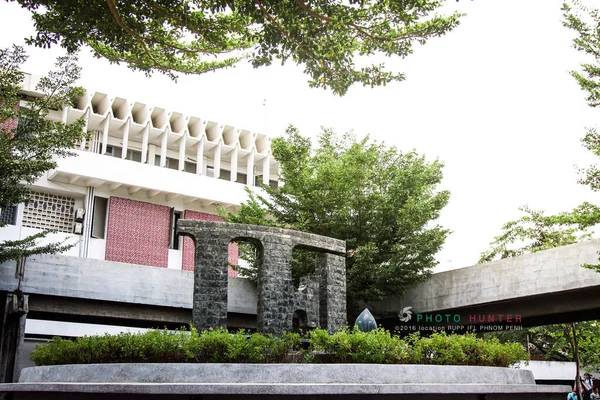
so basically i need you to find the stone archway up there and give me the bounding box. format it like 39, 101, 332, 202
292, 309, 309, 332
177, 220, 346, 335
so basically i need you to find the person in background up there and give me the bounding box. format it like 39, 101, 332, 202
590, 387, 600, 400
570, 387, 580, 400
582, 373, 594, 400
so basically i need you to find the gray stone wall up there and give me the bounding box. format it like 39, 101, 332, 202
293, 274, 320, 330
317, 253, 347, 332
177, 220, 346, 336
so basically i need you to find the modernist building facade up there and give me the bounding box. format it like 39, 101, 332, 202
0, 73, 279, 275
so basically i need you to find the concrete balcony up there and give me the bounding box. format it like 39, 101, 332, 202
0, 254, 258, 329
47, 150, 261, 208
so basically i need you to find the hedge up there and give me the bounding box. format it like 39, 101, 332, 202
31, 328, 528, 367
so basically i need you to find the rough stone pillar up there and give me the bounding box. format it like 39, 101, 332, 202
178, 222, 231, 331
317, 253, 346, 333
0, 292, 28, 383
257, 240, 294, 335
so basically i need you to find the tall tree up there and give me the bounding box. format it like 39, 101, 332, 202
222, 126, 450, 317
0, 45, 87, 263
9, 0, 462, 96
480, 207, 600, 391
557, 1, 600, 272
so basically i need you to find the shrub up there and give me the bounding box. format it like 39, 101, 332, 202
308, 328, 410, 363
31, 328, 528, 368
404, 332, 528, 367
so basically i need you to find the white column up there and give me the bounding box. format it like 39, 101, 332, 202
213, 140, 222, 179
246, 148, 255, 186
178, 133, 187, 171
196, 137, 205, 175
61, 106, 69, 123
230, 145, 238, 182
80, 108, 91, 151
160, 126, 170, 167
121, 117, 131, 159
101, 113, 111, 154
79, 187, 94, 258
141, 122, 150, 163
148, 144, 157, 166
262, 152, 270, 185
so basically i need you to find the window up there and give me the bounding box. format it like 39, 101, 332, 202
184, 161, 196, 174
16, 115, 38, 140
155, 155, 180, 170
236, 173, 247, 184
91, 197, 108, 239
206, 166, 215, 178
170, 209, 182, 250
106, 145, 122, 158
106, 145, 142, 162
166, 157, 179, 170
127, 149, 142, 162
219, 170, 231, 181
253, 176, 279, 188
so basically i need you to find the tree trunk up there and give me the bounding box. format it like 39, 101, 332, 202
570, 322, 583, 397
0, 291, 28, 383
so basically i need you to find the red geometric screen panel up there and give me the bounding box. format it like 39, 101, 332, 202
105, 197, 171, 268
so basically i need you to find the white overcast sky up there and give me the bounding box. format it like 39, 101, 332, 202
1, 0, 599, 273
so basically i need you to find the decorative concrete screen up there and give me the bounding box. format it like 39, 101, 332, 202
178, 220, 347, 335
106, 197, 171, 268
21, 192, 76, 233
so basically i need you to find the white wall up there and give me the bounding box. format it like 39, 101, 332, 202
88, 238, 106, 260
514, 360, 577, 381
0, 225, 81, 257
168, 248, 182, 270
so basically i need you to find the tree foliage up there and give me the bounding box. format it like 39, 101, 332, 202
12, 0, 462, 96
0, 45, 87, 262
222, 126, 450, 315
553, 1, 600, 272
563, 1, 600, 107
480, 205, 600, 374
478, 205, 593, 264
486, 322, 600, 372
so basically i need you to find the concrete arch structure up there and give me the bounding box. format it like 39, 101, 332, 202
177, 220, 346, 335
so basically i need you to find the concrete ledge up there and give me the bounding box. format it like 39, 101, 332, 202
0, 364, 571, 396
375, 239, 600, 316
17, 364, 536, 384
0, 382, 572, 396
0, 254, 258, 315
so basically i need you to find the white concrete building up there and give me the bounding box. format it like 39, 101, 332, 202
0, 73, 279, 273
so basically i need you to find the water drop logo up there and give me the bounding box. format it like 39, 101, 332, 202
398, 306, 413, 322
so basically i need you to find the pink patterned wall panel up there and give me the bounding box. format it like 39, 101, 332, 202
106, 197, 171, 268
182, 210, 239, 276
1, 104, 19, 136
0, 117, 18, 133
